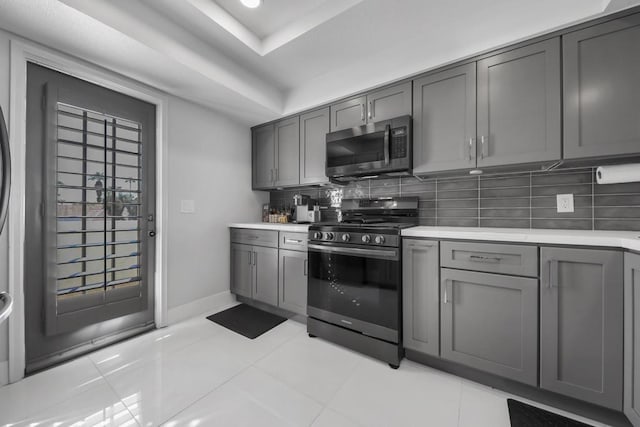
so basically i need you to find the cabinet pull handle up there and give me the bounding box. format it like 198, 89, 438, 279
270, 169, 274, 183
468, 138, 475, 161
253, 251, 257, 266
368, 101, 373, 120
361, 104, 366, 121
275, 168, 279, 182
443, 280, 451, 304
480, 136, 489, 159
248, 250, 252, 265
304, 259, 308, 276
284, 238, 303, 244
469, 254, 502, 263
549, 260, 558, 289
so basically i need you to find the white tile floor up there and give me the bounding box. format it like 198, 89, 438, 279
0, 305, 612, 427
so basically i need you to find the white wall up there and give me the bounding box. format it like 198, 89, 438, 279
0, 28, 268, 368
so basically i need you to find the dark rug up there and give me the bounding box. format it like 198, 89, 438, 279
508, 399, 594, 427
206, 304, 287, 339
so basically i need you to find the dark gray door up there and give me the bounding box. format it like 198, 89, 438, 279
253, 246, 278, 306
299, 107, 329, 185
440, 268, 538, 386
274, 117, 299, 187
252, 123, 275, 189
402, 239, 439, 356
366, 82, 412, 123
230, 243, 252, 299
477, 38, 561, 167
25, 63, 156, 372
412, 64, 477, 174
563, 14, 640, 159
330, 95, 366, 131
540, 247, 623, 410
625, 252, 640, 426
278, 249, 307, 315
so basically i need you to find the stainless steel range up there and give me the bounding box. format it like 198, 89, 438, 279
306, 197, 419, 368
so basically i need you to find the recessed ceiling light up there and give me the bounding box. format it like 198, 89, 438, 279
240, 0, 262, 8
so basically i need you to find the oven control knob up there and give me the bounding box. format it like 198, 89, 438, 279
325, 232, 334, 240
361, 234, 371, 243
313, 232, 322, 240
341, 233, 350, 242
375, 235, 385, 244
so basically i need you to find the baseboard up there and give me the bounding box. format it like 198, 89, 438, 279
0, 360, 8, 386
167, 291, 237, 325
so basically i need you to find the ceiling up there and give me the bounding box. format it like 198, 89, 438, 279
0, 0, 637, 126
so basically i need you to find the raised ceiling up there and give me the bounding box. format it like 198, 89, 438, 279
0, 0, 637, 125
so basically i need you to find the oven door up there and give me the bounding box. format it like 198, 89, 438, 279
307, 243, 401, 343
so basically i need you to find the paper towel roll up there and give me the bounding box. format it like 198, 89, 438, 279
596, 164, 640, 184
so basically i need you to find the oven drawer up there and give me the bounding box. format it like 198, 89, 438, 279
230, 228, 278, 247
280, 232, 307, 251
441, 241, 538, 277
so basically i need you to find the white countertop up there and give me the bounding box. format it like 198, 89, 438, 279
402, 226, 640, 252
229, 223, 311, 233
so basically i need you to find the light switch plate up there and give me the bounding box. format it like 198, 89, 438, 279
180, 199, 195, 214
556, 194, 574, 213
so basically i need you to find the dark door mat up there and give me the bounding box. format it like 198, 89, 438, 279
206, 304, 287, 339
508, 399, 594, 427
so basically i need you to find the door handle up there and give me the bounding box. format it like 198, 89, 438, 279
303, 259, 308, 276
252, 251, 257, 266
443, 280, 451, 304
468, 138, 475, 161
548, 260, 558, 289
368, 101, 373, 120
480, 136, 489, 159
248, 250, 252, 265
284, 238, 303, 244
361, 104, 366, 122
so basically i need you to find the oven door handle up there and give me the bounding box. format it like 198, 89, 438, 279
308, 243, 398, 259
383, 124, 390, 165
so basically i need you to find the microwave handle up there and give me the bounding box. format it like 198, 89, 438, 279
383, 124, 390, 165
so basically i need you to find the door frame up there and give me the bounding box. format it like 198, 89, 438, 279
7, 40, 169, 383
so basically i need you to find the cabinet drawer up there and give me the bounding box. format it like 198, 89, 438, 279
441, 241, 538, 277
280, 232, 308, 251
230, 228, 278, 247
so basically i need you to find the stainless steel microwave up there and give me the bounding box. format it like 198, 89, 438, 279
325, 115, 412, 180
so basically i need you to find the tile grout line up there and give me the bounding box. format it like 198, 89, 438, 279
591, 167, 595, 231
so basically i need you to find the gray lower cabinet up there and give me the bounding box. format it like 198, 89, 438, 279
252, 245, 279, 306
540, 247, 623, 410
476, 38, 561, 167
402, 239, 440, 356
274, 117, 300, 187
252, 123, 275, 189
299, 107, 329, 185
412, 63, 477, 174
230, 243, 253, 299
626, 252, 640, 426
563, 13, 640, 160
440, 268, 539, 386
330, 95, 366, 131
278, 249, 308, 315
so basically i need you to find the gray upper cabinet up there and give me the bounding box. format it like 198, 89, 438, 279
563, 14, 640, 160
413, 64, 477, 174
252, 124, 275, 189
440, 268, 539, 386
402, 239, 440, 356
278, 249, 308, 316
299, 107, 330, 185
626, 252, 640, 427
274, 117, 300, 187
366, 81, 412, 123
330, 95, 366, 131
253, 245, 279, 306
540, 247, 623, 410
476, 38, 561, 167
230, 243, 253, 299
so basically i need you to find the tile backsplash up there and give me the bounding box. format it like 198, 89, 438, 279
269, 167, 640, 231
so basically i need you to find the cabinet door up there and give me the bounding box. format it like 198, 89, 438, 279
540, 247, 623, 410
274, 117, 299, 187
625, 252, 640, 426
402, 240, 440, 356
252, 124, 275, 189
299, 107, 329, 185
278, 249, 308, 315
253, 246, 279, 306
413, 64, 477, 174
563, 14, 640, 159
477, 38, 561, 167
231, 243, 253, 298
330, 95, 366, 131
440, 268, 538, 386
367, 81, 412, 123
